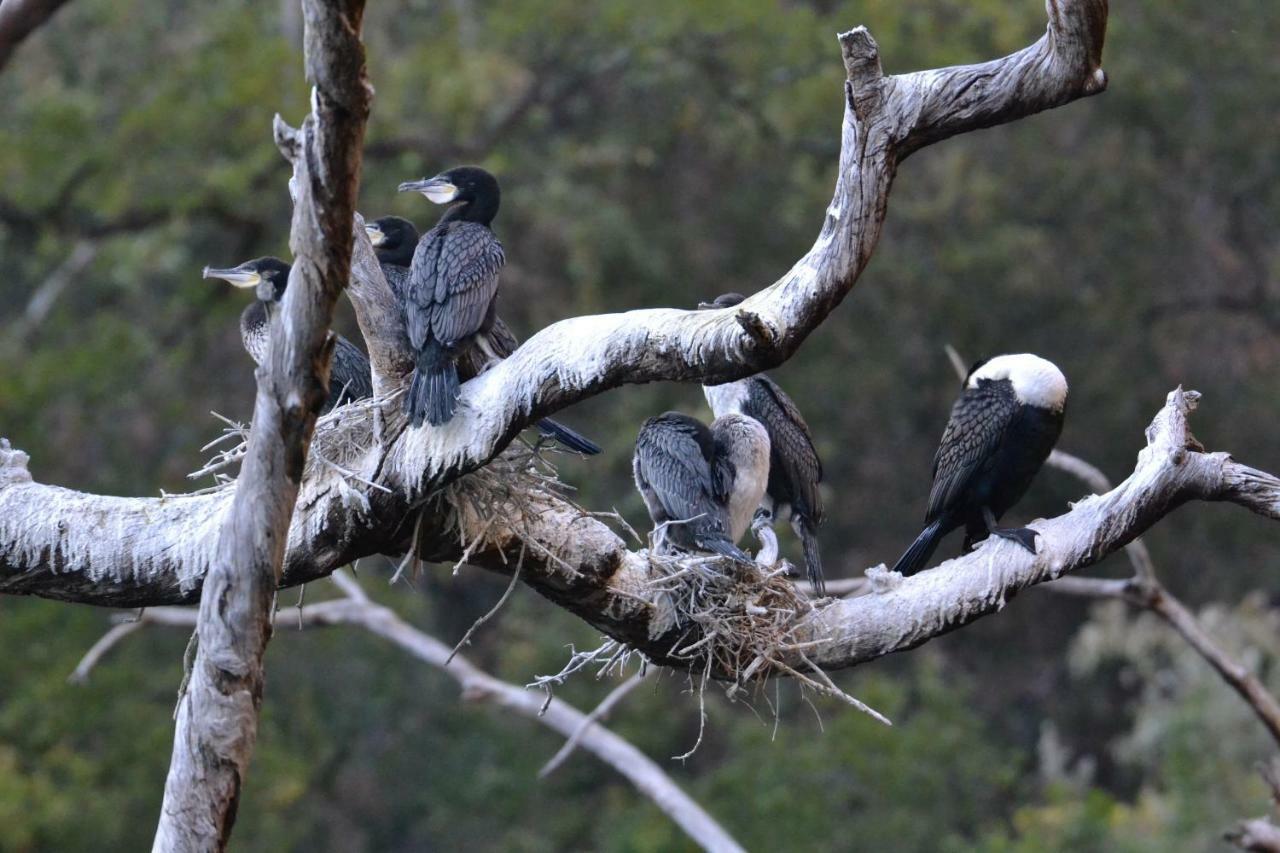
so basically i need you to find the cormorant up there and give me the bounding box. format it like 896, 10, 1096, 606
891, 353, 1067, 576
632, 411, 770, 562
203, 257, 373, 413
699, 292, 826, 595
397, 166, 505, 427
367, 212, 599, 454
365, 215, 418, 298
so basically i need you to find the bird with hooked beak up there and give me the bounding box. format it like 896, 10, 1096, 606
697, 292, 827, 595
396, 166, 505, 427
891, 353, 1068, 576
203, 257, 373, 413
365, 210, 600, 454
364, 215, 418, 299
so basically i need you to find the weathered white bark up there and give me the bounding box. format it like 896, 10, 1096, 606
150, 1, 370, 849
6, 0, 1273, 682
2, 0, 1112, 604
1037, 450, 1280, 747
73, 574, 746, 853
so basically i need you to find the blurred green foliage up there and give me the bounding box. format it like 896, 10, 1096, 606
0, 0, 1277, 850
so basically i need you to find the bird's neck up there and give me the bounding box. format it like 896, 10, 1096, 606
438, 199, 497, 227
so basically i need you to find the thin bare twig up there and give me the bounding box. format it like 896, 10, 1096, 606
539, 668, 648, 777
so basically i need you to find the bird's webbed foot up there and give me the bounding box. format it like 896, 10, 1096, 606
989, 526, 1039, 554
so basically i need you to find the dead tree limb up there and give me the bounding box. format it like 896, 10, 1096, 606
73, 573, 745, 853
151, 0, 371, 849
15, 2, 1270, 681
2, 0, 1113, 612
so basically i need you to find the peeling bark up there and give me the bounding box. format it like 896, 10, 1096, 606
11, 1, 1264, 681
150, 1, 371, 849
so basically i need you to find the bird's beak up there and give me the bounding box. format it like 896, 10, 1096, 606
202, 264, 260, 289
364, 223, 387, 246
398, 175, 458, 205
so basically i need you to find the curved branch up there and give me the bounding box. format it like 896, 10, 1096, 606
350, 0, 1109, 482
72, 576, 745, 853
0, 0, 1156, 676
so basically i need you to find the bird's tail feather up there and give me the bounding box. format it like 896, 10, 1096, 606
406, 343, 460, 427
891, 518, 945, 577
535, 418, 602, 455
697, 534, 751, 564
795, 516, 825, 596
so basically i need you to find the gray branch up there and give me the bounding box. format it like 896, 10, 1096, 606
151, 0, 371, 848
1, 0, 1112, 608
74, 574, 745, 853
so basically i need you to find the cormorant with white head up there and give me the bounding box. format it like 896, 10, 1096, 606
891, 353, 1067, 576
203, 257, 373, 413
397, 166, 505, 427
698, 292, 826, 595
632, 411, 770, 562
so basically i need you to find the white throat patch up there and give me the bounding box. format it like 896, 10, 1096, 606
702, 380, 749, 418
968, 353, 1068, 411
424, 185, 459, 205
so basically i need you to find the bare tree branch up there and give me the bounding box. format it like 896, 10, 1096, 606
2, 0, 1114, 616
0, 0, 72, 74
540, 668, 649, 778
151, 0, 371, 848
73, 575, 745, 853
1033, 421, 1280, 748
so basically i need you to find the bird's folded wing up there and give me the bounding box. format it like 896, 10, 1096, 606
635, 418, 723, 529
748, 375, 824, 522
926, 383, 1017, 522
430, 223, 505, 344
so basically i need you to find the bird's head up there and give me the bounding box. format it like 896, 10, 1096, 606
364, 216, 419, 265
696, 292, 747, 310
398, 166, 500, 225
203, 257, 291, 303
966, 353, 1068, 412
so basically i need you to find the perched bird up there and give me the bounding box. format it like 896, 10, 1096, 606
203, 257, 373, 414
397, 166, 505, 427
364, 215, 418, 298
699, 293, 826, 595
892, 353, 1068, 576
367, 213, 599, 455
632, 411, 770, 562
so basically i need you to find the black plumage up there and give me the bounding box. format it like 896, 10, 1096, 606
397, 167, 505, 427
632, 412, 747, 562
700, 293, 826, 595
892, 353, 1068, 576
365, 215, 418, 299
203, 257, 373, 414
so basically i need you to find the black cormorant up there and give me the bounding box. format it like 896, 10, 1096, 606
699, 293, 826, 595
632, 411, 771, 562
203, 257, 373, 414
365, 215, 418, 298
397, 166, 505, 427
368, 211, 598, 454
891, 353, 1067, 576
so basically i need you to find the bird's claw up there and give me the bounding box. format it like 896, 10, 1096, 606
991, 526, 1039, 554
